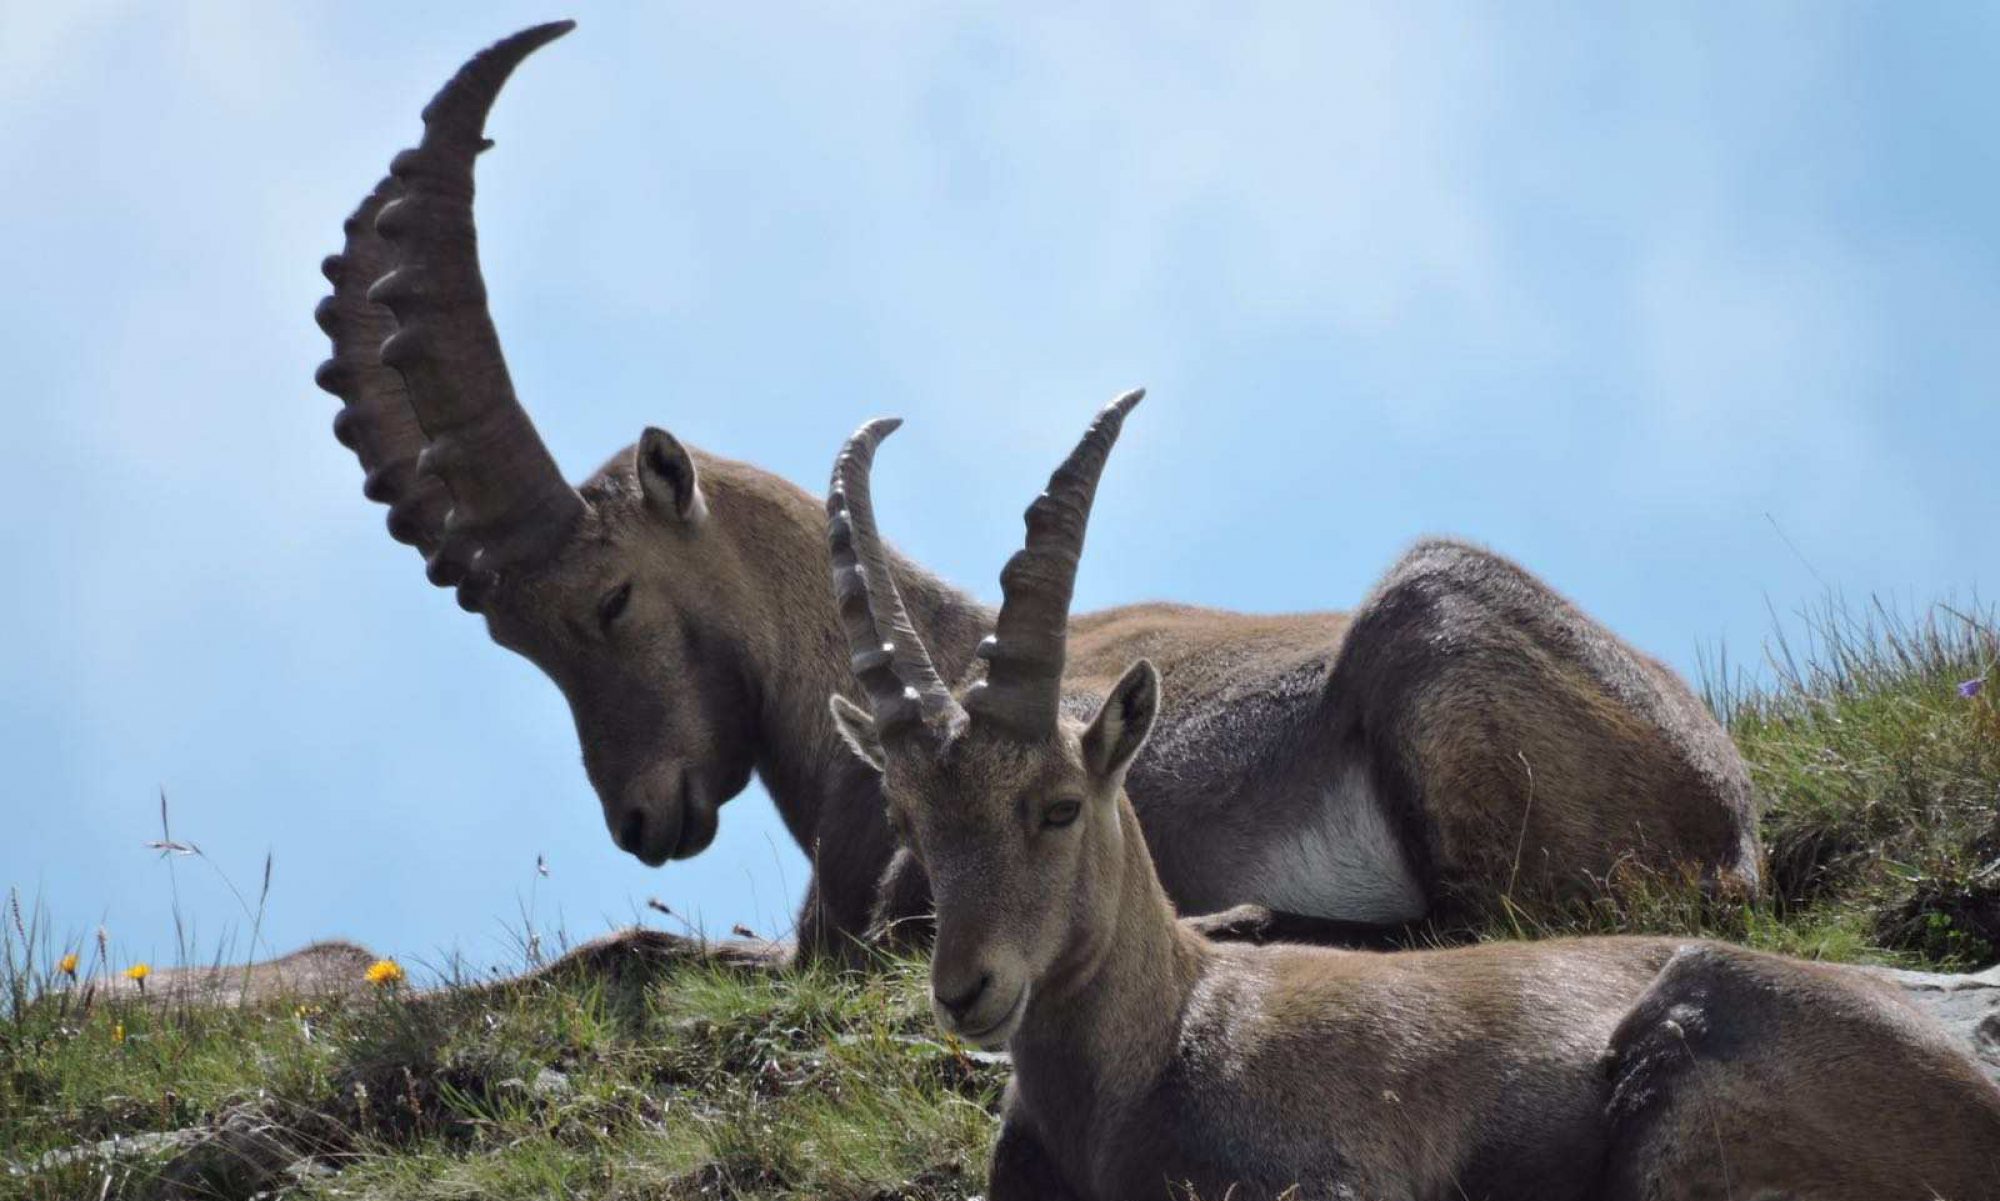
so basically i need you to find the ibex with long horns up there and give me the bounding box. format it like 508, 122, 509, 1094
825, 400, 2000, 1201
315, 24, 1758, 958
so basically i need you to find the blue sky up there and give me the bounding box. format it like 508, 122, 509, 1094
2, 3, 1993, 976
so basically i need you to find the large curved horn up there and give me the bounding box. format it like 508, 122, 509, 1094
827, 419, 964, 743
965, 389, 1144, 737
314, 175, 455, 560
367, 21, 584, 607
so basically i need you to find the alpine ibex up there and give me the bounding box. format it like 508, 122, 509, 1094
315, 23, 1758, 958
824, 401, 2000, 1201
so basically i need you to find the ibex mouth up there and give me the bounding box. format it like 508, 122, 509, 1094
668, 770, 719, 862
952, 982, 1030, 1050
616, 766, 720, 867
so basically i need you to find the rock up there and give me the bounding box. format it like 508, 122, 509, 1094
25, 1127, 200, 1174
1871, 962, 2000, 1085
20, 1106, 332, 1201
102, 940, 381, 1006
497, 1067, 573, 1099
142, 1108, 304, 1200
96, 927, 787, 1013
508, 926, 790, 985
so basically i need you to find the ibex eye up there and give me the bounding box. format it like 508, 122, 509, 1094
597, 582, 633, 630
1042, 799, 1082, 829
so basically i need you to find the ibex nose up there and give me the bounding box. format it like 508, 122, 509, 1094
934, 972, 992, 1021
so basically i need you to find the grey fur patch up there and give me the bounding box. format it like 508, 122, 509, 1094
1246, 763, 1428, 924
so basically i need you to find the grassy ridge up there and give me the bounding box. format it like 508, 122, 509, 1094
3, 599, 1994, 1200
1, 954, 999, 1200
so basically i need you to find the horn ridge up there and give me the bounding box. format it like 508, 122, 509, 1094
314, 175, 455, 560
367, 21, 584, 590
965, 388, 1144, 737
826, 419, 964, 743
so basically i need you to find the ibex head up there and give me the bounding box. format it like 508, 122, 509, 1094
826, 391, 1156, 1047
316, 24, 762, 866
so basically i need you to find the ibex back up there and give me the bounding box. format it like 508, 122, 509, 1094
315, 24, 1759, 957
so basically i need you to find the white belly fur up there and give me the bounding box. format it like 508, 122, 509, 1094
1248, 763, 1428, 925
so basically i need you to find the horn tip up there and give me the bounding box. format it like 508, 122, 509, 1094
496, 19, 579, 71
489, 20, 578, 61
839, 416, 903, 464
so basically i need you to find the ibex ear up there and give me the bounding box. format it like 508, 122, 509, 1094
829, 694, 886, 773
1082, 659, 1159, 783
637, 427, 707, 523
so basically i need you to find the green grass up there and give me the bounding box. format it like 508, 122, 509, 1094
1728, 598, 1999, 966
0, 952, 997, 1200
3, 596, 1995, 1199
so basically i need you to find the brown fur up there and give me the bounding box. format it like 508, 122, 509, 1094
1599, 945, 2000, 1200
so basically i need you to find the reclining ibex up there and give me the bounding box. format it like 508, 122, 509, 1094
824, 400, 2000, 1201
315, 23, 1758, 958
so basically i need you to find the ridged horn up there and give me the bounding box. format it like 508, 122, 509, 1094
367, 21, 584, 607
964, 389, 1144, 737
826, 419, 964, 744
314, 175, 455, 561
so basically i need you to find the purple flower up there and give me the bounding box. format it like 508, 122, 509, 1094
1960, 677, 1986, 699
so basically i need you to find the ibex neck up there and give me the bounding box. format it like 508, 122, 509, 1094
1008, 798, 1210, 1163
728, 471, 992, 843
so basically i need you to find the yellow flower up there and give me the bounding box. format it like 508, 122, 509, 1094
58, 953, 78, 977
112, 1023, 125, 1044
364, 959, 405, 987
124, 963, 150, 983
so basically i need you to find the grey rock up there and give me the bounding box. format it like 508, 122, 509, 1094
1871, 962, 2000, 1085
497, 1066, 573, 1099
142, 1108, 301, 1200
23, 1127, 199, 1174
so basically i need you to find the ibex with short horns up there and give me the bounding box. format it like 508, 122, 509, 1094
318, 24, 1757, 958
828, 400, 2000, 1201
